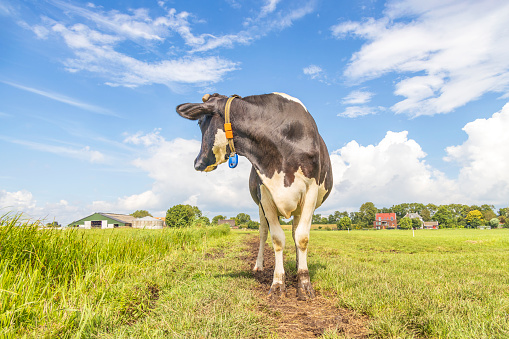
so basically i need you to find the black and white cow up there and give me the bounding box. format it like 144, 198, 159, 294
176, 92, 333, 300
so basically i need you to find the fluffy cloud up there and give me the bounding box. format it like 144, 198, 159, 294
303, 65, 323, 79
0, 190, 80, 225
322, 131, 459, 211
342, 90, 374, 105
332, 0, 509, 117
111, 131, 255, 216
445, 102, 509, 202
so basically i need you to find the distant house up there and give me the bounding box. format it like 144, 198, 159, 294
404, 212, 424, 228
423, 221, 439, 229
69, 213, 164, 229
374, 213, 397, 229
218, 219, 236, 228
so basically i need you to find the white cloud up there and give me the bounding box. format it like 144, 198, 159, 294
342, 90, 374, 105
48, 23, 239, 88
445, 102, 509, 202
331, 0, 509, 117
303, 65, 323, 79
97, 131, 255, 216
338, 105, 379, 118
0, 136, 106, 163
322, 131, 459, 211
1, 81, 116, 116
21, 1, 315, 88
0, 190, 37, 211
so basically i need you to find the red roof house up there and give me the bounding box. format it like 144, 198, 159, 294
374, 213, 397, 229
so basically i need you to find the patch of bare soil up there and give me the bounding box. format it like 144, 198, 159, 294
245, 237, 371, 338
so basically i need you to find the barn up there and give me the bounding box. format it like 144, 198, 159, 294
69, 213, 164, 229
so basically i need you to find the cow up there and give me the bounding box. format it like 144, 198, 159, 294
176, 92, 333, 300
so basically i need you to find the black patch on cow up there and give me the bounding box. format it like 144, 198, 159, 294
282, 121, 305, 142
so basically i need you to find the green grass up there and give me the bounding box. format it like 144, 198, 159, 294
309, 228, 509, 338
0, 213, 273, 338
2, 213, 508, 338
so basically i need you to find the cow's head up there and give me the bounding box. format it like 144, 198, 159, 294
176, 93, 230, 172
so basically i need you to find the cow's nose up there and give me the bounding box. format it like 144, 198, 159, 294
194, 158, 207, 171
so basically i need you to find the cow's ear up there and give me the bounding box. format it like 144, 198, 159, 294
176, 94, 223, 120
176, 102, 211, 120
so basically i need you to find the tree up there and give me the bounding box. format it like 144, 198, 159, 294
247, 220, 260, 229
411, 218, 422, 229
130, 210, 152, 218
419, 208, 431, 221
212, 215, 225, 225
312, 214, 322, 224
166, 204, 196, 227
465, 210, 483, 227
235, 213, 251, 226
489, 218, 500, 228
195, 216, 210, 226
359, 202, 377, 227
46, 221, 60, 227
399, 217, 412, 230
337, 216, 352, 230
434, 206, 454, 228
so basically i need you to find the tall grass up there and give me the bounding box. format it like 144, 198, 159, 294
0, 213, 234, 338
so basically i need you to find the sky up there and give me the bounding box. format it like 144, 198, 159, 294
1, 0, 509, 225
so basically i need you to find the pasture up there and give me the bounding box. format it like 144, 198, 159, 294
1, 215, 508, 338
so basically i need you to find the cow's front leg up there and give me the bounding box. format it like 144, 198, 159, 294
253, 204, 268, 272
294, 188, 318, 300
260, 186, 286, 299
268, 221, 286, 298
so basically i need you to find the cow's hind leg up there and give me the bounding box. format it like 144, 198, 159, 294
294, 187, 318, 300
253, 204, 268, 272
291, 215, 301, 270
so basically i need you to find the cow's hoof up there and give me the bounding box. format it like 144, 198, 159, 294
253, 265, 263, 272
268, 282, 286, 300
296, 270, 315, 301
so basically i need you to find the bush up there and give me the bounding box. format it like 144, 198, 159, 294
166, 204, 196, 227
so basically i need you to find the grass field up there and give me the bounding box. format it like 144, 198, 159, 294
1, 213, 508, 338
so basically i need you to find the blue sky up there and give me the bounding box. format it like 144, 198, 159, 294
1, 0, 509, 225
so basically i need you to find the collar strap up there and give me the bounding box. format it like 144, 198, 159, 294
224, 95, 238, 155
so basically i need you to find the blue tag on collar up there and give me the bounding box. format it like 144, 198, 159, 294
228, 153, 238, 168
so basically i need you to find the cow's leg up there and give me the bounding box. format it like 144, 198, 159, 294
253, 204, 268, 272
294, 187, 318, 300
291, 214, 301, 270
260, 186, 286, 299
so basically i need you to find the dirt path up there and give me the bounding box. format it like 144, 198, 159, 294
245, 236, 371, 338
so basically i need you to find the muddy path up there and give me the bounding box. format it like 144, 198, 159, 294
244, 236, 371, 338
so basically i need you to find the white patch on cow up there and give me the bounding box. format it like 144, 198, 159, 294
272, 92, 308, 112
204, 128, 228, 172
256, 167, 326, 219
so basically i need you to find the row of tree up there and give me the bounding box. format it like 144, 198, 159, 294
133, 206, 260, 229
315, 202, 509, 229
134, 202, 509, 230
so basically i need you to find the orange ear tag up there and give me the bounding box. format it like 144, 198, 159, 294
224, 123, 233, 139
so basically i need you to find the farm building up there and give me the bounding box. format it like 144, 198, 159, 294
69, 213, 164, 229
218, 219, 236, 228
423, 221, 439, 229
374, 213, 397, 229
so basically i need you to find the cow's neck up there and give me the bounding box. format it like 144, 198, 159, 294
229, 104, 284, 180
